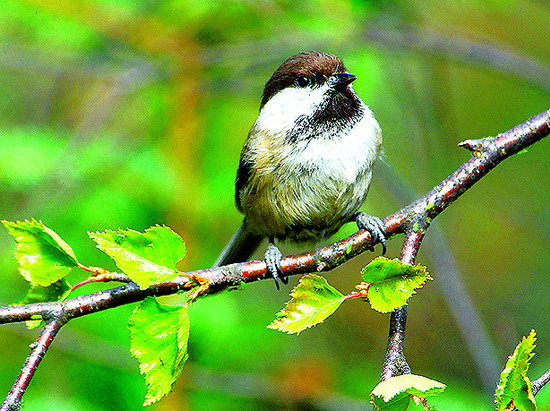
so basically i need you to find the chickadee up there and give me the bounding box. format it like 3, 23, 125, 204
215, 51, 385, 287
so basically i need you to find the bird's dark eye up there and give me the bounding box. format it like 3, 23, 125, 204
296, 75, 311, 88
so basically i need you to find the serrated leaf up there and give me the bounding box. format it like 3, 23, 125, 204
17, 279, 71, 329
495, 330, 537, 411
362, 257, 431, 313
89, 225, 185, 289
2, 219, 78, 287
371, 374, 446, 410
129, 296, 190, 406
267, 274, 345, 334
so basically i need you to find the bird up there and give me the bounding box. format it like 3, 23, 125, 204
215, 51, 385, 288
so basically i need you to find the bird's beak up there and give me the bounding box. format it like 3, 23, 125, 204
329, 72, 357, 89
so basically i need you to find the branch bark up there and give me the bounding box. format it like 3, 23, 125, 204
0, 108, 548, 407
377, 108, 549, 383
381, 230, 425, 380
532, 369, 550, 397
1, 319, 66, 411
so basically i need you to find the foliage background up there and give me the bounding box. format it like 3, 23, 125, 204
0, 0, 548, 409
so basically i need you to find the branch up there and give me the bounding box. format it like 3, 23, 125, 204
381, 230, 426, 380
0, 109, 548, 324
0, 109, 548, 407
1, 318, 66, 411
378, 163, 501, 392
363, 23, 550, 94
532, 369, 550, 397
377, 108, 549, 383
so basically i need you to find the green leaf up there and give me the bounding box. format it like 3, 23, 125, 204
371, 394, 410, 411
361, 257, 431, 313
24, 317, 43, 330
495, 329, 537, 411
17, 279, 71, 329
89, 225, 185, 288
129, 296, 190, 406
267, 274, 345, 334
371, 374, 446, 410
18, 279, 71, 305
2, 219, 78, 287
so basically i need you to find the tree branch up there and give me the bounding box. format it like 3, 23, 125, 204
381, 229, 426, 380
0, 109, 548, 407
1, 318, 66, 411
363, 22, 550, 94
377, 108, 549, 384
0, 109, 547, 323
378, 162, 501, 392
532, 369, 550, 397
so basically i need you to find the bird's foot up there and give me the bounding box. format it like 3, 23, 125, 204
265, 244, 288, 290
354, 212, 387, 254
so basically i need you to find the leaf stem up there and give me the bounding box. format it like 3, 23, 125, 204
69, 271, 131, 293
344, 291, 366, 300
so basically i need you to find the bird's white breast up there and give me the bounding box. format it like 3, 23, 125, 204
256, 85, 381, 180
242, 85, 382, 240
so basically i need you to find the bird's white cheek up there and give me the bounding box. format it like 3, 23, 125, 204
255, 87, 327, 134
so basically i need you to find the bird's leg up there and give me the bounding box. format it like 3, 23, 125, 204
353, 212, 387, 254
265, 238, 288, 290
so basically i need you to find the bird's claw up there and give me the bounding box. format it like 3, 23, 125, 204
265, 244, 288, 290
355, 212, 387, 254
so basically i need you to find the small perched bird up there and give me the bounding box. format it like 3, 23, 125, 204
215, 51, 385, 287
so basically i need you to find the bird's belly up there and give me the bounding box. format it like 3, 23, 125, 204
244, 159, 371, 242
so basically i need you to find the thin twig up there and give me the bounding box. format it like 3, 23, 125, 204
363, 22, 550, 93
1, 319, 66, 411
381, 230, 425, 380
376, 107, 550, 382
378, 163, 500, 392
532, 369, 550, 397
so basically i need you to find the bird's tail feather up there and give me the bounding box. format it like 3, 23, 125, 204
214, 222, 264, 267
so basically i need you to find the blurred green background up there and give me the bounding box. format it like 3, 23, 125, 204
0, 0, 548, 409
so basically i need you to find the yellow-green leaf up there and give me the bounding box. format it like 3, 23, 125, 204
18, 279, 71, 305
362, 257, 431, 313
495, 330, 537, 411
267, 274, 345, 334
2, 219, 78, 287
371, 374, 446, 410
129, 296, 190, 406
89, 225, 185, 289
17, 279, 71, 329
